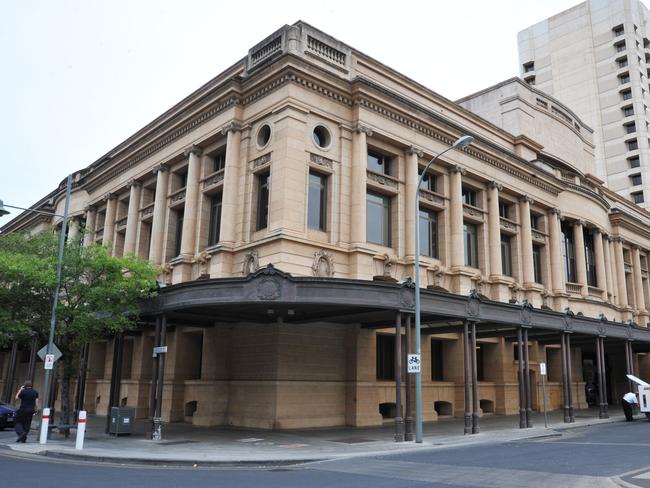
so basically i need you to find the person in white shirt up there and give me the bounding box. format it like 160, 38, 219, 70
622, 392, 638, 421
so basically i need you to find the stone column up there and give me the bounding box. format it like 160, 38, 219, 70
350, 125, 371, 245
83, 206, 97, 247
405, 147, 422, 260
519, 196, 534, 286
607, 237, 619, 304
548, 209, 565, 294
102, 194, 117, 248
613, 237, 629, 307
67, 217, 80, 244
487, 181, 502, 277
573, 221, 588, 297
219, 122, 242, 246
632, 246, 646, 312
123, 180, 142, 255
593, 229, 607, 301
179, 145, 203, 258
149, 164, 170, 265
449, 165, 466, 268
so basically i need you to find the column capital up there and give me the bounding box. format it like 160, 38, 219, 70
83, 205, 96, 213
488, 180, 502, 191
353, 124, 373, 137
549, 208, 561, 217
221, 121, 243, 135
451, 164, 466, 175
574, 219, 586, 227
631, 244, 641, 251
184, 144, 203, 157
407, 146, 423, 157
152, 163, 169, 175
610, 235, 624, 243
519, 195, 534, 205
102, 192, 116, 202
126, 179, 141, 190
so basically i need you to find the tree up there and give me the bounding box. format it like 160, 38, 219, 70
0, 230, 159, 435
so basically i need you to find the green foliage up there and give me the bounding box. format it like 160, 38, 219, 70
0, 230, 159, 352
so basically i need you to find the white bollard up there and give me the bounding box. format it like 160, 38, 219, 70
75, 410, 87, 450
39, 408, 50, 445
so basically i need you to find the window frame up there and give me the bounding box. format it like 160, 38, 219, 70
367, 191, 392, 247
464, 222, 479, 268
308, 171, 328, 231
256, 171, 270, 231
207, 192, 223, 247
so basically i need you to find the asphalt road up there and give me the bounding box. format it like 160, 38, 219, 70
2, 422, 650, 487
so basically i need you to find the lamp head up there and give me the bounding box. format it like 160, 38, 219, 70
452, 135, 474, 149
0, 200, 9, 217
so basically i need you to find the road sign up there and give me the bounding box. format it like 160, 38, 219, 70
152, 346, 168, 357
407, 354, 421, 373
540, 362, 547, 376
44, 354, 55, 370
37, 344, 63, 362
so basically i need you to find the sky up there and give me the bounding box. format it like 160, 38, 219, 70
0, 0, 583, 226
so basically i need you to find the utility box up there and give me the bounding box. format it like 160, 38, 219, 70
109, 407, 135, 435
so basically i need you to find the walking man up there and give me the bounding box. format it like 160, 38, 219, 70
14, 381, 39, 443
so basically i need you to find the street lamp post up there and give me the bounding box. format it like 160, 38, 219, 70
0, 174, 72, 443
413, 135, 473, 443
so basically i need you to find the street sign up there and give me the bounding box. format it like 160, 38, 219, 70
37, 344, 63, 362
44, 354, 55, 370
540, 362, 547, 376
152, 346, 168, 357
407, 354, 421, 373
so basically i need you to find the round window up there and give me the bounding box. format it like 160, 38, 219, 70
312, 125, 331, 149
257, 124, 271, 148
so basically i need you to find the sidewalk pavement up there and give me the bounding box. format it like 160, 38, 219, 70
0, 407, 636, 466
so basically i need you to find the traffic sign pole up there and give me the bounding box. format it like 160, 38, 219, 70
540, 362, 549, 428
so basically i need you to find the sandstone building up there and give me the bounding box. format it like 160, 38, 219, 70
3, 22, 650, 435
518, 0, 650, 208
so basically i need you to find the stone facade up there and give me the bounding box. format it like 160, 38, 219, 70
4, 22, 650, 430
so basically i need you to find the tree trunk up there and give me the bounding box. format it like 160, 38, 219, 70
60, 363, 71, 438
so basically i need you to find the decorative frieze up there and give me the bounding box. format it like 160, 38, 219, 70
531, 229, 546, 242
140, 204, 154, 217
420, 190, 445, 206
463, 204, 484, 221
566, 282, 581, 294
203, 170, 225, 188
169, 189, 186, 204
500, 218, 517, 232
367, 170, 398, 188
251, 153, 271, 169
309, 153, 334, 169
116, 217, 128, 229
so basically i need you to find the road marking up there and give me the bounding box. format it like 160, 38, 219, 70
315, 459, 619, 487
539, 440, 650, 447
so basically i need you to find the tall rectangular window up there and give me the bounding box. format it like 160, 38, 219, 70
498, 201, 510, 219
367, 150, 392, 175
173, 209, 184, 257
500, 234, 512, 276
561, 222, 577, 282
308, 172, 327, 231
376, 334, 395, 380
464, 222, 479, 268
419, 208, 438, 258
419, 170, 437, 192
431, 340, 444, 381
462, 187, 478, 207
212, 150, 226, 173
367, 192, 391, 246
256, 172, 270, 230
208, 193, 222, 246
584, 230, 597, 286
532, 244, 543, 284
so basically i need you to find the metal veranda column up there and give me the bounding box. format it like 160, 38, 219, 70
523, 328, 532, 428
404, 314, 414, 441
625, 341, 633, 392
394, 312, 404, 442
2, 341, 18, 403
106, 333, 124, 433
149, 316, 162, 419
566, 333, 575, 423
600, 338, 609, 418
470, 321, 480, 434
152, 315, 167, 440
596, 337, 606, 419
561, 333, 570, 423
463, 320, 471, 435
517, 327, 526, 429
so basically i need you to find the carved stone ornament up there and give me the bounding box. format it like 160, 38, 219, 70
367, 171, 398, 188
126, 179, 142, 189
257, 277, 281, 300
311, 249, 335, 278
400, 281, 415, 309
432, 265, 446, 288
162, 263, 173, 285
541, 289, 550, 309
221, 121, 242, 135
451, 164, 467, 175
353, 124, 373, 136
519, 195, 534, 205
472, 273, 485, 294
626, 322, 634, 340
152, 163, 169, 175
509, 282, 522, 303
196, 250, 211, 278
251, 153, 271, 169
184, 144, 203, 157
407, 146, 424, 158
383, 254, 397, 278
488, 180, 503, 191
309, 153, 334, 169
467, 289, 481, 318
242, 249, 259, 276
